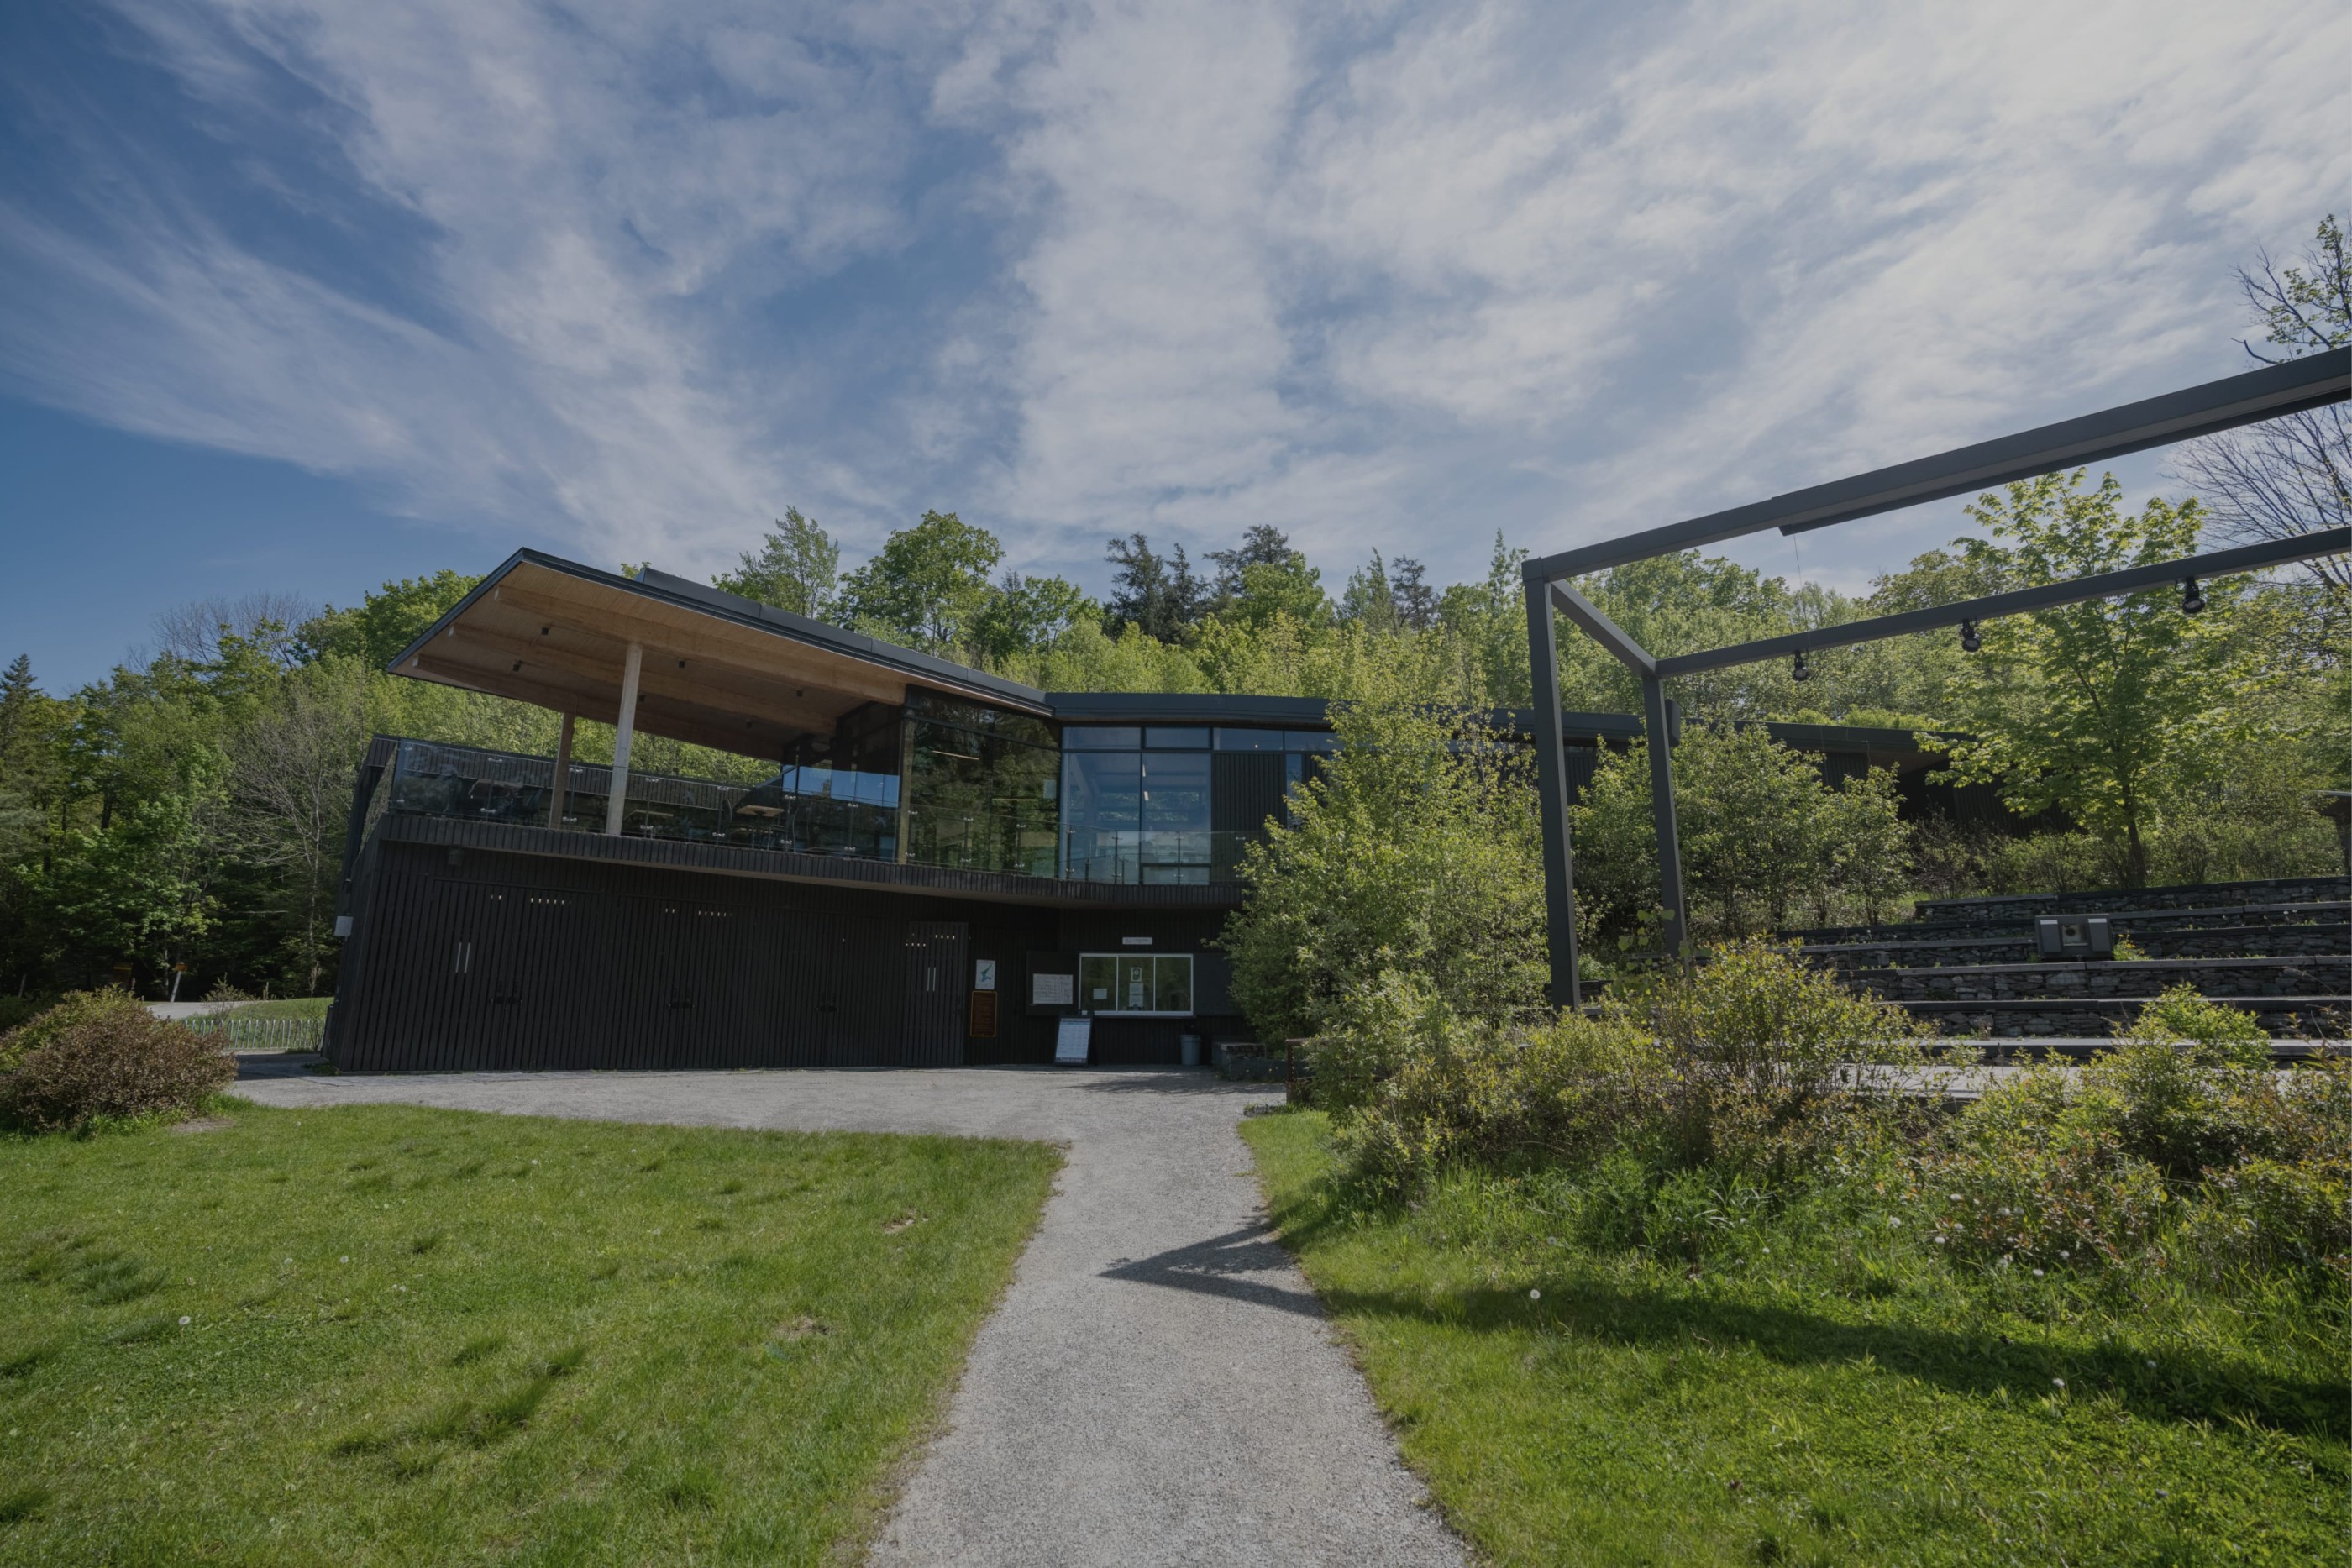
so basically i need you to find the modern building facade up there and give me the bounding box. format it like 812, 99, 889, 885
326, 550, 1971, 1072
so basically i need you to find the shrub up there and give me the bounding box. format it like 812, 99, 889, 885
1570, 728, 1913, 945
2126, 985, 2266, 1068
2180, 1156, 2351, 1279
1915, 1068, 2171, 1270
0, 991, 234, 1132
1646, 939, 1926, 1181
1225, 699, 1547, 1042
1320, 941, 1917, 1195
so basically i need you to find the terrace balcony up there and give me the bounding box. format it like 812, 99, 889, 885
355, 735, 1249, 889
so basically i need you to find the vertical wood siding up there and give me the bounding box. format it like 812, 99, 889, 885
333, 842, 975, 1072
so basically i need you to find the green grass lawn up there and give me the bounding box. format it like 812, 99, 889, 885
0, 1099, 1058, 1565
1242, 1109, 2347, 1567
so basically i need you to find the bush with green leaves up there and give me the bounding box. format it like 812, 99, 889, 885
1312, 973, 1663, 1194
1, 989, 234, 1132
1224, 698, 1547, 1044
1911, 1068, 2175, 1271
1315, 941, 1920, 1196
1905, 992, 2348, 1283
1570, 725, 1912, 947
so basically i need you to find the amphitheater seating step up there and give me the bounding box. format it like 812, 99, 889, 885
1788, 874, 2350, 1040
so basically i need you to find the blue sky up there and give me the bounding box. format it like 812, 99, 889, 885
3, 1, 2345, 690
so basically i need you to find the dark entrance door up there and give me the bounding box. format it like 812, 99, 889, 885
901, 922, 969, 1067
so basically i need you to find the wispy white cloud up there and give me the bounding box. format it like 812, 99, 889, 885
0, 0, 2343, 596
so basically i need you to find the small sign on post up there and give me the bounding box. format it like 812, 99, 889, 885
974, 958, 997, 991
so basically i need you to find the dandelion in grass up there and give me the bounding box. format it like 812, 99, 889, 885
2032, 1268, 2045, 1277
1888, 1218, 1901, 1228
1529, 1288, 1541, 1301
178, 1316, 191, 1326
2052, 1377, 2066, 1389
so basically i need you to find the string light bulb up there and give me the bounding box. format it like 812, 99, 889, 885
1792, 649, 1812, 682
1959, 619, 1981, 653
2180, 577, 2206, 615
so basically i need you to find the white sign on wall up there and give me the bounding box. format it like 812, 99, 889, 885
974, 959, 998, 992
1032, 973, 1074, 1006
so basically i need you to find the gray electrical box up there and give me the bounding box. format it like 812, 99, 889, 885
2034, 915, 2114, 960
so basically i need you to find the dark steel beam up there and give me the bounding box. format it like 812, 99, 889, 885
1525, 349, 2349, 583
1524, 581, 1583, 1008
1650, 527, 2349, 679
1546, 578, 1656, 676
1641, 678, 1687, 957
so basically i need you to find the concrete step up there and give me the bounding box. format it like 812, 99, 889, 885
1805, 921, 2349, 968
1899, 996, 2347, 1040
1914, 875, 2348, 925
1790, 901, 2347, 947
1845, 956, 2348, 1003
1929, 1036, 2349, 1063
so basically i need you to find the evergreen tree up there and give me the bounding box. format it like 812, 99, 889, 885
713, 507, 841, 619
1104, 533, 1208, 639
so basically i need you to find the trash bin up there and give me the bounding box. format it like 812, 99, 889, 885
1179, 1032, 1202, 1067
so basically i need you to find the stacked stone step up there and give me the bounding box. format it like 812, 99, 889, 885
1787, 874, 2350, 1042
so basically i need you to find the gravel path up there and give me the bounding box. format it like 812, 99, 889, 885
234, 1063, 1466, 1567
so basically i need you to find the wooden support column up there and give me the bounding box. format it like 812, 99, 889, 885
604, 643, 643, 836
549, 712, 575, 828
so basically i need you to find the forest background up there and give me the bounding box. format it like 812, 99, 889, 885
0, 220, 2344, 1008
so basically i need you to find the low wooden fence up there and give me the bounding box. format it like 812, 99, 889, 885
177, 1015, 326, 1052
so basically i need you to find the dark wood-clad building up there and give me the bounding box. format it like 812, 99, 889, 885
327, 550, 1966, 1072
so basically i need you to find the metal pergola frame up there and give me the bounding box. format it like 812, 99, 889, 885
1523, 346, 2352, 1006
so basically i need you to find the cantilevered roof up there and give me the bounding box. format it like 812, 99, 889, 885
388, 551, 1050, 758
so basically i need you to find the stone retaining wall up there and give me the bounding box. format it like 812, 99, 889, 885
1808, 922, 2349, 968
1902, 997, 2346, 1039
1791, 901, 2347, 947
1915, 875, 2349, 925
1845, 956, 2346, 1003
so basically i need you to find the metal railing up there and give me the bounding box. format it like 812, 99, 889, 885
179, 1015, 326, 1051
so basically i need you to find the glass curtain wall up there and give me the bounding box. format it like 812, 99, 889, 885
1061, 727, 1215, 884
903, 692, 1060, 877
742, 700, 903, 858
1061, 726, 1337, 884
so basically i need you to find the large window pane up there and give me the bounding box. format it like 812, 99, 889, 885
1063, 751, 1142, 882
1152, 955, 1193, 1012
1140, 751, 1210, 884
1079, 955, 1117, 1009
1063, 726, 1141, 750
1116, 955, 1152, 1011
1075, 952, 1194, 1014
905, 714, 1059, 877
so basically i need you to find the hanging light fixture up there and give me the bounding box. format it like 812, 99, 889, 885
1792, 648, 1812, 682
1959, 619, 1981, 653
2180, 576, 2206, 615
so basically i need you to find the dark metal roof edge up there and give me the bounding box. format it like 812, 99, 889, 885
384, 548, 535, 674
1046, 692, 1333, 726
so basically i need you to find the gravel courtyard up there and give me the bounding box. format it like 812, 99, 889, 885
235, 1062, 1465, 1567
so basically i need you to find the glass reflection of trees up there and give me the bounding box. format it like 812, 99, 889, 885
903, 693, 1060, 877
